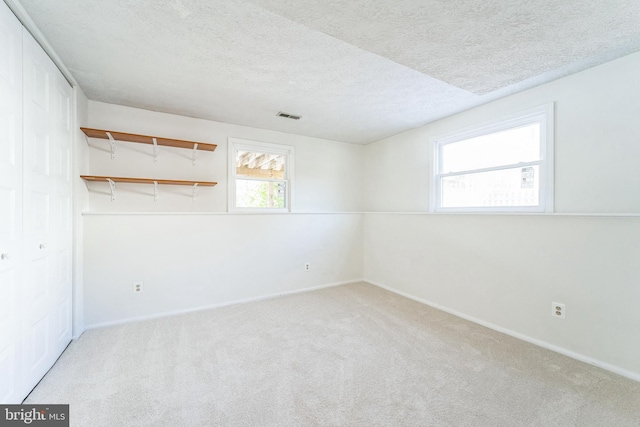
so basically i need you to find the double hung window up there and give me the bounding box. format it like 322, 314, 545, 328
228, 138, 294, 211
432, 104, 554, 212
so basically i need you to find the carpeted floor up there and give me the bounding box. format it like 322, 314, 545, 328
26, 282, 640, 426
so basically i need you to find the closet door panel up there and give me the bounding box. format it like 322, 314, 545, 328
0, 271, 19, 403
0, 0, 23, 404
0, 3, 73, 404
22, 29, 53, 388
22, 28, 72, 396
51, 62, 73, 355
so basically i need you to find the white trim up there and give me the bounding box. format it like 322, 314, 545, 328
432, 104, 554, 144
71, 87, 85, 340
78, 211, 640, 218
438, 160, 541, 178
365, 279, 640, 383
362, 211, 640, 218
434, 206, 546, 214
411, 211, 636, 218
84, 279, 363, 330
431, 103, 555, 213
542, 103, 555, 211
82, 211, 364, 216
228, 137, 295, 213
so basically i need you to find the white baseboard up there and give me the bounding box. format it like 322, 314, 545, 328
85, 279, 364, 331
365, 278, 640, 383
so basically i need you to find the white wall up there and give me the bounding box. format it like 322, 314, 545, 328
84, 213, 363, 327
82, 102, 365, 327
363, 52, 640, 379
365, 51, 640, 214
364, 214, 640, 378
86, 101, 364, 212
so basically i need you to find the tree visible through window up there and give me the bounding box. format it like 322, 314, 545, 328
228, 139, 293, 211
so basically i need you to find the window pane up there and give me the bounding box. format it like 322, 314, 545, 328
441, 166, 539, 208
236, 179, 286, 208
236, 150, 285, 179
441, 123, 540, 173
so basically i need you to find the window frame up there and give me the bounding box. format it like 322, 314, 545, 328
228, 137, 294, 212
430, 103, 554, 213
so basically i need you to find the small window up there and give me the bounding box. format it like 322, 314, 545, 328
431, 104, 554, 213
228, 138, 294, 211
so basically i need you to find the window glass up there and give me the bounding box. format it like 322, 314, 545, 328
432, 104, 553, 212
441, 124, 540, 173
228, 138, 293, 212
441, 166, 539, 208
236, 151, 285, 179
236, 180, 286, 208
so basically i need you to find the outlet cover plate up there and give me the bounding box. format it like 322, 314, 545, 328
133, 281, 144, 293
552, 302, 565, 319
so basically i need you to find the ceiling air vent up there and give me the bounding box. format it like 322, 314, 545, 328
277, 112, 302, 120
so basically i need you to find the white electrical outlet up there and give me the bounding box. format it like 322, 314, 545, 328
552, 302, 565, 319
133, 281, 144, 293
304, 262, 310, 272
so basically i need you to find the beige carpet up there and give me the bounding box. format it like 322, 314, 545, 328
26, 282, 640, 426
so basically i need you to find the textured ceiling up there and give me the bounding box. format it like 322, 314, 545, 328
249, 0, 640, 95
15, 0, 640, 144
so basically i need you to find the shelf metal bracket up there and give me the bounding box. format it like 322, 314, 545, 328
106, 178, 116, 201
192, 143, 198, 166
154, 181, 159, 202
192, 183, 198, 201
106, 132, 116, 159
152, 138, 158, 163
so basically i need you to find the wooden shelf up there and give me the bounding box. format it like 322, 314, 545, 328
81, 128, 218, 201
81, 175, 217, 202
80, 175, 218, 186
80, 127, 217, 152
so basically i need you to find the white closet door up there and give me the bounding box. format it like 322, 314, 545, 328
0, 1, 24, 404
49, 38, 73, 361
22, 28, 72, 398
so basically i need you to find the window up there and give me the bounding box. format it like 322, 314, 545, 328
431, 104, 554, 213
228, 138, 294, 211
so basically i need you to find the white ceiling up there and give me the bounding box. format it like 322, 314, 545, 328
15, 0, 640, 144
